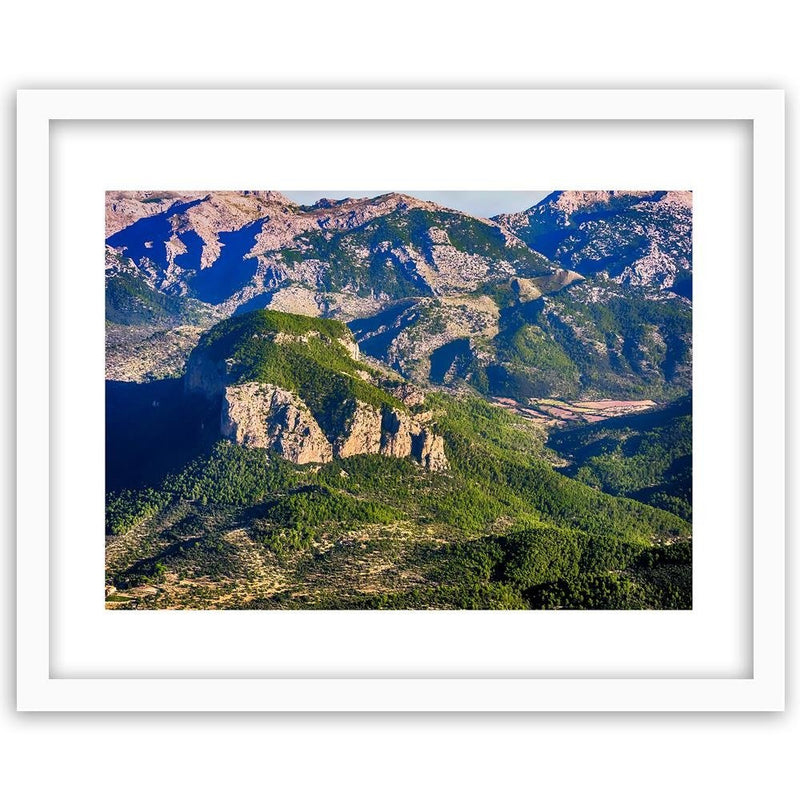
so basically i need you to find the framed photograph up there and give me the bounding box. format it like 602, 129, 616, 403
17, 89, 785, 711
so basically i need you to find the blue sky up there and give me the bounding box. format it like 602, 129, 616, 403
281, 191, 551, 218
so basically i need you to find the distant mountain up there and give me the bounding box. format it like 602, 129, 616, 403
104, 191, 693, 611
105, 189, 692, 403
106, 190, 562, 316
495, 190, 692, 296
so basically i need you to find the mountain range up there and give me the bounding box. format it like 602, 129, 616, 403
106, 189, 692, 399
105, 189, 692, 611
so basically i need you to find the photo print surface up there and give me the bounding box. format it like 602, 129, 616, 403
105, 190, 692, 610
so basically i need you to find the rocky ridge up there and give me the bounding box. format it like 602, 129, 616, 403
106, 190, 692, 403
221, 384, 447, 470
105, 190, 562, 314
185, 311, 448, 471
106, 191, 208, 238
495, 190, 692, 291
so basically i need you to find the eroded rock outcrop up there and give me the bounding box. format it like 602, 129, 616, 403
384, 382, 426, 408
334, 401, 383, 458
222, 383, 333, 464
412, 428, 449, 472
185, 309, 448, 471
379, 408, 414, 459
218, 382, 448, 470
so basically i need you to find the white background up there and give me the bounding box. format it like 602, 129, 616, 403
51, 119, 750, 681
2, 2, 796, 799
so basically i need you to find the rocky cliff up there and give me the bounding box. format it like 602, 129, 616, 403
220, 385, 447, 469
221, 383, 333, 464
186, 309, 448, 470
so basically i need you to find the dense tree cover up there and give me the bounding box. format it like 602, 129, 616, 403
478, 281, 691, 401
243, 529, 691, 611
488, 321, 581, 398
423, 392, 547, 464
194, 310, 402, 438
106, 487, 172, 536
107, 391, 691, 608
250, 487, 399, 555
106, 271, 210, 326
162, 442, 301, 505
106, 441, 295, 535
200, 308, 350, 345
548, 395, 692, 520
418, 527, 690, 610
431, 394, 688, 544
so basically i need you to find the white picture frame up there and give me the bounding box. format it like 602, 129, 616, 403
16, 89, 785, 712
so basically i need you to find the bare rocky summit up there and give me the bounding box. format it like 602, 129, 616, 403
495, 190, 692, 292
219, 380, 448, 471
222, 383, 332, 464
106, 189, 692, 406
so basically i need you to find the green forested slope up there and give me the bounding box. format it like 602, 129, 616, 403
106, 391, 690, 610
548, 395, 692, 520
192, 309, 403, 439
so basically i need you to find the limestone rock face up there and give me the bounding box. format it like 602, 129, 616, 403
385, 382, 426, 408
221, 383, 333, 464
411, 428, 448, 472
379, 408, 415, 459
338, 337, 361, 362
334, 401, 383, 458
219, 382, 448, 471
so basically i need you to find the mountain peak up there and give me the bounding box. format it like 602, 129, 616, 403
373, 191, 423, 204
497, 189, 692, 291
533, 190, 692, 217
540, 190, 665, 214
242, 190, 297, 204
